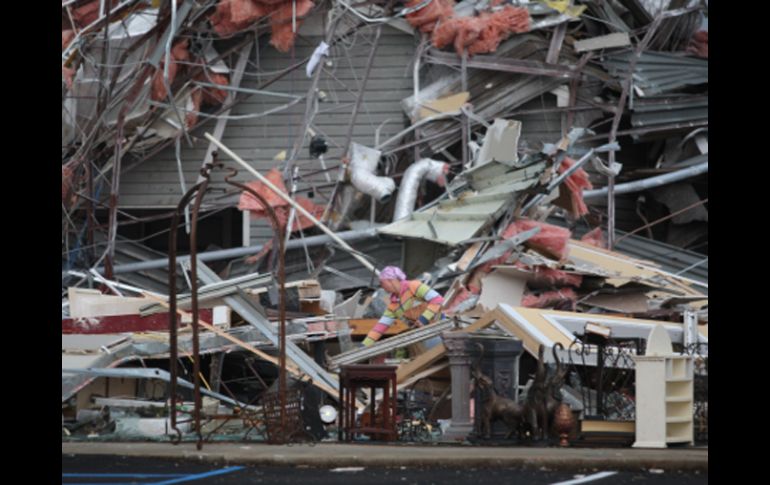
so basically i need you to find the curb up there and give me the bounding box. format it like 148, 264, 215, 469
62, 443, 708, 472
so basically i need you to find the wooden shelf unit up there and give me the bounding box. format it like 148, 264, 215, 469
633, 354, 694, 448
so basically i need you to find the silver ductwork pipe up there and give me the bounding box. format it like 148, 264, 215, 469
583, 161, 708, 199
393, 158, 449, 221
349, 142, 395, 202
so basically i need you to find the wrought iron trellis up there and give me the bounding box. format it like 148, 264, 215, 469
564, 337, 642, 421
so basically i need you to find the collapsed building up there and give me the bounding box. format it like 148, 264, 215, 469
62, 0, 707, 448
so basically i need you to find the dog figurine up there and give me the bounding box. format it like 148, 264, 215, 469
524, 344, 550, 440
471, 343, 526, 439
545, 343, 568, 425
475, 371, 526, 439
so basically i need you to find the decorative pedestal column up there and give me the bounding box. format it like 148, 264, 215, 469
441, 332, 474, 441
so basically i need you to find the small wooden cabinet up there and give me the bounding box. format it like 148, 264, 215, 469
633, 354, 694, 448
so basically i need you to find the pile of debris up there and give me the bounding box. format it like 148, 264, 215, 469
62, 0, 707, 447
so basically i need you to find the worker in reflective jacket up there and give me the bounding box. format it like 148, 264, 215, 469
362, 266, 445, 347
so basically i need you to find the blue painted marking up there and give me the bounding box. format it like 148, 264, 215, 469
149, 466, 246, 485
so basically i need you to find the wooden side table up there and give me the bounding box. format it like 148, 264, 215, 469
338, 365, 398, 442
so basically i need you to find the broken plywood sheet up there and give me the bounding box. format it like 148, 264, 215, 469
478, 269, 527, 312
574, 32, 631, 52
493, 305, 577, 358
455, 241, 484, 272
69, 288, 151, 319
583, 292, 650, 313
418, 91, 469, 119
567, 240, 705, 296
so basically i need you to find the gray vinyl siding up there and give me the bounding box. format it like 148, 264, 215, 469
119, 25, 417, 245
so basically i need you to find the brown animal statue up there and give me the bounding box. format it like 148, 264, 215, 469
545, 343, 568, 425
525, 344, 550, 440
471, 343, 526, 439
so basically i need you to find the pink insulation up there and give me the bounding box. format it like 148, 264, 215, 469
269, 0, 315, 52
501, 219, 572, 261
210, 0, 314, 53
210, 0, 263, 36
558, 157, 593, 217
522, 288, 577, 309
185, 88, 202, 129
513, 261, 583, 288
229, 0, 269, 25
238, 168, 291, 212
405, 0, 456, 33
687, 30, 708, 58
467, 6, 530, 55
580, 227, 606, 249
62, 29, 75, 51
237, 168, 325, 231
199, 71, 230, 106
72, 1, 100, 29
444, 285, 475, 313
62, 66, 76, 90
427, 4, 530, 56
151, 40, 190, 101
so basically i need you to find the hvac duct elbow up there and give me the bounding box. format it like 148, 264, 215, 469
349, 142, 396, 202
393, 158, 449, 221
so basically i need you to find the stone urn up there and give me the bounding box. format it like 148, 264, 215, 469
553, 403, 575, 447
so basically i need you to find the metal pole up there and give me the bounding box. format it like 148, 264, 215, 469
583, 162, 709, 200
608, 175, 616, 249
86, 227, 379, 276
461, 52, 469, 168
605, 16, 665, 250
341, 25, 382, 158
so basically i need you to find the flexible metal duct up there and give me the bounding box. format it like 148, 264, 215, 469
393, 158, 449, 221
349, 142, 395, 202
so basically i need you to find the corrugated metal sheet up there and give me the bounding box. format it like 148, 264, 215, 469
402, 34, 568, 156
629, 94, 707, 137
601, 51, 707, 96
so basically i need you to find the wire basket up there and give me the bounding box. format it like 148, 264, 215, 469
260, 388, 304, 444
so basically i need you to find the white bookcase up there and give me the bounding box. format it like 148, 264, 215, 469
632, 327, 694, 448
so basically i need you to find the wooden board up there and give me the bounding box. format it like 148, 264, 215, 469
418, 91, 470, 119
348, 318, 409, 337
68, 288, 151, 318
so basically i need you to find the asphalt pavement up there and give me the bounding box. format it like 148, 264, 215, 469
62, 455, 708, 485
